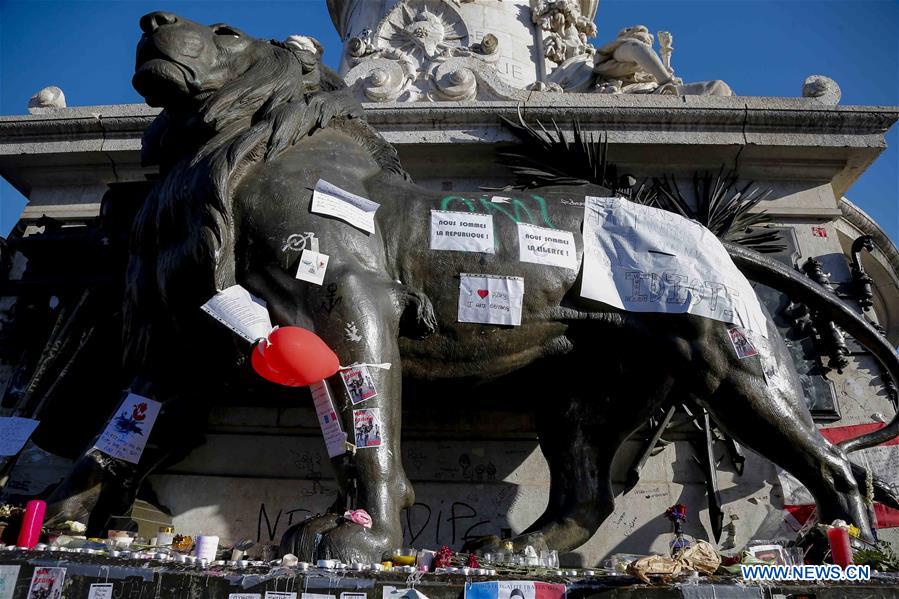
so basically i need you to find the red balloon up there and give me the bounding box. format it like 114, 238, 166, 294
251, 326, 339, 387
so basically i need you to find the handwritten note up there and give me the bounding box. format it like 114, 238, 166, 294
265, 592, 297, 599
229, 595, 261, 599
93, 393, 161, 464
88, 583, 114, 599
517, 223, 577, 269
0, 417, 39, 457
581, 196, 767, 337
201, 285, 272, 343
458, 274, 524, 326
312, 179, 379, 234
310, 381, 347, 458
430, 210, 494, 253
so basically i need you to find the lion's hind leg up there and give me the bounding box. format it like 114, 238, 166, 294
696, 325, 875, 540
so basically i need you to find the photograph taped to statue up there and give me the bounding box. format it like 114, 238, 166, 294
35, 10, 899, 566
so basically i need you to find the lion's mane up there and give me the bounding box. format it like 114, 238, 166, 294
124, 38, 406, 370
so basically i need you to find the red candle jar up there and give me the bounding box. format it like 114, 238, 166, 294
827, 526, 854, 568
16, 500, 46, 549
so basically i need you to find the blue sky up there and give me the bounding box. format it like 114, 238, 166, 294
1, 0, 897, 240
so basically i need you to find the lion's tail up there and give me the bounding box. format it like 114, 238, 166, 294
725, 241, 899, 453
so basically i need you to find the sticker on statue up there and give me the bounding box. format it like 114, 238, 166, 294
458, 274, 525, 326
311, 179, 380, 234
727, 326, 758, 359
93, 393, 161, 464
353, 408, 382, 449
811, 226, 828, 238
295, 249, 330, 286
340, 365, 378, 404
430, 210, 495, 253
310, 382, 347, 458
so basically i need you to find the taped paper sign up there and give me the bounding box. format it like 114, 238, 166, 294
464, 581, 566, 599
458, 274, 524, 326
517, 223, 577, 270
88, 583, 114, 599
229, 595, 261, 599
310, 382, 347, 458
26, 567, 65, 599
303, 594, 336, 599
295, 250, 330, 286
340, 365, 378, 404
353, 408, 382, 448
0, 566, 20, 599
312, 179, 379, 234
341, 593, 367, 599
0, 417, 39, 456
383, 588, 428, 599
728, 327, 758, 359
265, 593, 297, 599
581, 196, 767, 337
93, 393, 161, 464
430, 210, 494, 253
201, 285, 272, 343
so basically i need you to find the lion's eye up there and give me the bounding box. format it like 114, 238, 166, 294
212, 24, 240, 37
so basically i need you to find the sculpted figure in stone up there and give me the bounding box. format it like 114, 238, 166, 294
39, 12, 899, 564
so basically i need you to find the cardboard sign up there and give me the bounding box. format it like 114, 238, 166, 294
93, 393, 162, 464
0, 417, 39, 457
458, 274, 524, 326
353, 408, 382, 448
517, 223, 577, 269
728, 327, 758, 359
581, 196, 767, 337
430, 210, 494, 253
0, 566, 20, 599
312, 179, 379, 234
310, 382, 347, 458
26, 567, 65, 599
465, 581, 566, 599
88, 583, 114, 599
295, 250, 330, 286
340, 365, 378, 404
201, 285, 272, 343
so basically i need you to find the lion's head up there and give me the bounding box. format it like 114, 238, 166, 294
124, 13, 401, 374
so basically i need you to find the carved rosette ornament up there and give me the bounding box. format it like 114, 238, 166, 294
344, 0, 508, 102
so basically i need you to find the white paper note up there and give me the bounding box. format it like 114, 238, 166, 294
580, 196, 767, 336
0, 417, 39, 457
201, 285, 272, 343
265, 593, 297, 599
341, 593, 367, 599
312, 179, 379, 234
230, 595, 262, 599
0, 566, 20, 599
310, 381, 347, 458
458, 274, 524, 326
88, 583, 114, 599
517, 223, 577, 269
303, 594, 336, 599
430, 210, 494, 253
295, 250, 330, 286
93, 393, 162, 464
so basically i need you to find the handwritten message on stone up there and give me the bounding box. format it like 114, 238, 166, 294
458, 274, 524, 326
430, 210, 494, 253
517, 223, 577, 269
581, 196, 767, 336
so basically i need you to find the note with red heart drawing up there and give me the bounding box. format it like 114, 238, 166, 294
458, 273, 524, 326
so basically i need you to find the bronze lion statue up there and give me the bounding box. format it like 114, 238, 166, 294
43, 11, 899, 563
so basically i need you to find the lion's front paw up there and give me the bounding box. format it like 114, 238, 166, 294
280, 513, 401, 564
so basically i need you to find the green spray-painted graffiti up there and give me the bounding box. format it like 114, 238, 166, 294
440, 195, 556, 229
